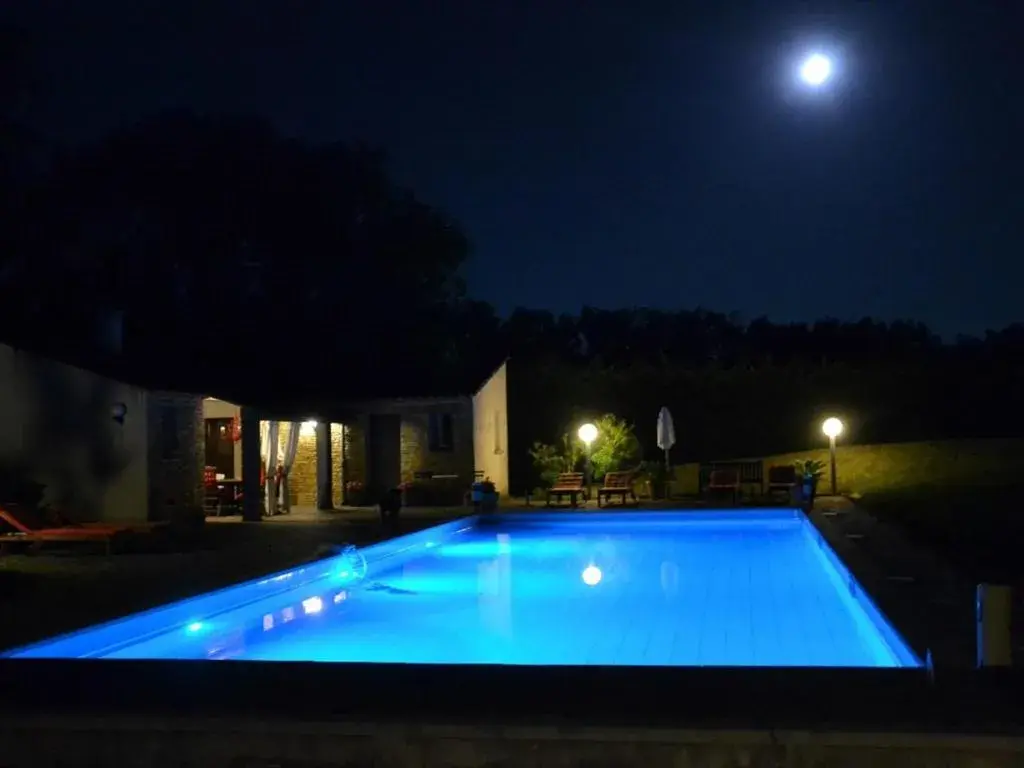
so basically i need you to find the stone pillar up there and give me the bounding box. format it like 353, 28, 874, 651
316, 421, 333, 510
241, 406, 263, 522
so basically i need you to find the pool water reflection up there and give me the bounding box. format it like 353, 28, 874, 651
4, 511, 920, 667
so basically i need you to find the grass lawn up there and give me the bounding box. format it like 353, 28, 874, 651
0, 508, 466, 652
856, 484, 1024, 585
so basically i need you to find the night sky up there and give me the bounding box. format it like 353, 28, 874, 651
5, 1, 1021, 336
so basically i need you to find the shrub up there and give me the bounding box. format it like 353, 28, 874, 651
529, 441, 570, 489
587, 414, 641, 481
529, 413, 640, 487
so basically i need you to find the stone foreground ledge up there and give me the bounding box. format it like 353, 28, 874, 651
3, 717, 1024, 767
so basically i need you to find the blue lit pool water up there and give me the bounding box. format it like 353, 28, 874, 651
4, 510, 920, 667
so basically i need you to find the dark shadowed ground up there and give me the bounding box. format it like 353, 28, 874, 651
858, 484, 1024, 585
0, 507, 466, 651
826, 485, 1024, 666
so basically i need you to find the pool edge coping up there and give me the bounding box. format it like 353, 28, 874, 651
796, 510, 923, 668
2, 515, 481, 658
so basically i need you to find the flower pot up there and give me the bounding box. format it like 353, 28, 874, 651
802, 478, 818, 509
480, 491, 500, 514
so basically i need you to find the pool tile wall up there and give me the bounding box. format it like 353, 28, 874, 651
3, 515, 477, 659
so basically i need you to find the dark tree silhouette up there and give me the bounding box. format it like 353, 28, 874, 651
1, 111, 471, 407
0, 107, 1022, 487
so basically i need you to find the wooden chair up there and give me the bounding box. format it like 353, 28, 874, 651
699, 461, 765, 497
767, 465, 798, 500
597, 471, 637, 507
706, 469, 741, 504
546, 473, 585, 507
202, 466, 223, 516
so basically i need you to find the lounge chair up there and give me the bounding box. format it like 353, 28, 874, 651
597, 471, 637, 507
546, 472, 585, 507
0, 505, 143, 555
706, 469, 740, 504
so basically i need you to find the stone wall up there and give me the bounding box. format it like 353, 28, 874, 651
671, 437, 1024, 496
342, 400, 475, 504
331, 423, 344, 507
146, 391, 204, 521
277, 422, 318, 507
344, 421, 366, 496
399, 407, 473, 482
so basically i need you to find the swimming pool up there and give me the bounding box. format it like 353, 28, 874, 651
3, 510, 920, 667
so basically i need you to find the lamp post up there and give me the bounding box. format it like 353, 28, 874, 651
822, 417, 844, 497
578, 423, 598, 504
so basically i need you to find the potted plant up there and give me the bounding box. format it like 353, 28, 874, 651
398, 480, 421, 506
793, 459, 825, 508
345, 479, 366, 506
480, 478, 499, 513
470, 477, 500, 513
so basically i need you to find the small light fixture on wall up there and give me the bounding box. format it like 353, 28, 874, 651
111, 402, 128, 425
300, 420, 318, 437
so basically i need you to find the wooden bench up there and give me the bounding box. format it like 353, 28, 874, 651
546, 472, 585, 507
597, 471, 637, 507
699, 461, 764, 497
706, 469, 740, 503
767, 465, 798, 500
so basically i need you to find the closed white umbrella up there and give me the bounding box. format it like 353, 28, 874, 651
657, 407, 676, 494
657, 407, 675, 453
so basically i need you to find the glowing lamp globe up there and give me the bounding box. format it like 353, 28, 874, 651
578, 423, 598, 446
822, 417, 844, 439
800, 54, 832, 86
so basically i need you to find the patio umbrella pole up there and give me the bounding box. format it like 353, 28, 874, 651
664, 448, 670, 498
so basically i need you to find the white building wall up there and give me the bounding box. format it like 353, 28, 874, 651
471, 361, 509, 496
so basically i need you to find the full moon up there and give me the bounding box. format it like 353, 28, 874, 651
800, 53, 832, 86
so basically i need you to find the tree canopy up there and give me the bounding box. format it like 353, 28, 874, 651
1, 108, 1022, 427
0, 111, 471, 406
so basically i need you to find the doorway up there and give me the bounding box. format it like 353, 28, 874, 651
367, 414, 401, 496
204, 418, 236, 478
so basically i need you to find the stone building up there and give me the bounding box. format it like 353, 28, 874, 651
201, 397, 344, 510
0, 337, 510, 520
337, 359, 509, 502
200, 360, 509, 508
